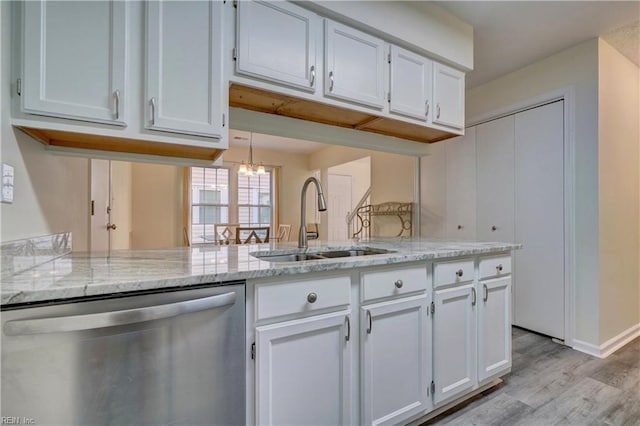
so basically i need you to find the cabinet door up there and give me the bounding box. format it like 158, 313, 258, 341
476, 115, 515, 242
22, 0, 126, 125
514, 100, 565, 339
325, 20, 386, 109
146, 1, 223, 137
362, 295, 430, 426
433, 284, 476, 405
389, 46, 432, 121
256, 311, 352, 426
237, 0, 318, 91
445, 126, 477, 240
432, 62, 464, 129
478, 276, 512, 383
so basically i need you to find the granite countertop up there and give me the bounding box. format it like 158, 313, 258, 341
1, 238, 521, 307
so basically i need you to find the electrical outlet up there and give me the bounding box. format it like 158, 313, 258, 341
2, 163, 15, 204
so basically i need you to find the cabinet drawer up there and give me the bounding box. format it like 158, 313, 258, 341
362, 266, 427, 302
434, 259, 474, 288
479, 255, 511, 280
255, 276, 350, 321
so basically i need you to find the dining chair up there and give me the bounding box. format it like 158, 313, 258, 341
214, 223, 240, 245
235, 226, 270, 244
272, 224, 292, 242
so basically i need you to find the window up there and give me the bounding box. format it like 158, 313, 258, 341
191, 168, 229, 244
189, 167, 274, 244
238, 172, 272, 227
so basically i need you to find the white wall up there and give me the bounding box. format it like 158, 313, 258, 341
0, 2, 91, 251
130, 163, 183, 249
466, 39, 600, 345
328, 156, 371, 209
597, 39, 640, 342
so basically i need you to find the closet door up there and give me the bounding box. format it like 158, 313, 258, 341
476, 116, 515, 243
514, 101, 564, 339
445, 127, 476, 240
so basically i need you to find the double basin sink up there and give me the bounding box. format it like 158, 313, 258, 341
253, 247, 394, 263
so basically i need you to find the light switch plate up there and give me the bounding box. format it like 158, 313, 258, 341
2, 163, 15, 204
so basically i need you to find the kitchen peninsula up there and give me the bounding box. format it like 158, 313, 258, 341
2, 238, 519, 426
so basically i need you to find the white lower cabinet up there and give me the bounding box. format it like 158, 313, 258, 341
478, 275, 512, 383
361, 294, 430, 426
433, 283, 477, 405
255, 310, 352, 426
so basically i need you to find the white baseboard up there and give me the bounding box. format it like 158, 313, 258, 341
573, 323, 640, 358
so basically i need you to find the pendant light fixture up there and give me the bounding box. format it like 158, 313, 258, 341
237, 133, 265, 176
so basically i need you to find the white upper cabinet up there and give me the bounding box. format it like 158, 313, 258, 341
389, 46, 433, 121
236, 0, 318, 92
324, 20, 386, 109
476, 116, 515, 243
146, 1, 223, 138
432, 62, 465, 130
22, 0, 127, 125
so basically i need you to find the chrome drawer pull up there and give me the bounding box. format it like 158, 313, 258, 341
307, 292, 318, 304
456, 269, 464, 278
395, 279, 403, 289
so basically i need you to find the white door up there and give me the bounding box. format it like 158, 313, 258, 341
432, 62, 464, 129
445, 127, 477, 240
389, 46, 432, 121
255, 311, 352, 426
478, 276, 512, 382
237, 0, 318, 91
361, 295, 430, 426
433, 284, 476, 405
146, 0, 223, 137
476, 115, 515, 242
420, 143, 447, 238
328, 174, 352, 241
324, 20, 386, 109
22, 1, 126, 125
514, 101, 565, 339
90, 159, 112, 252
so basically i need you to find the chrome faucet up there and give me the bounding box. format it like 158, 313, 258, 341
299, 177, 327, 248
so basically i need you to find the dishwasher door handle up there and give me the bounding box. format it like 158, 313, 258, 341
4, 291, 237, 336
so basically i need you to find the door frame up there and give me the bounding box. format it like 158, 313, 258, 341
464, 87, 575, 348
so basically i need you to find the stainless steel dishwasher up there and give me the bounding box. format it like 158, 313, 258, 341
1, 282, 245, 426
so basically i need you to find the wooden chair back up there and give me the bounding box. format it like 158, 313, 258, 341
274, 224, 292, 242
235, 227, 270, 244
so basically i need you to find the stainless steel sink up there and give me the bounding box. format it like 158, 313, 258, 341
253, 247, 393, 263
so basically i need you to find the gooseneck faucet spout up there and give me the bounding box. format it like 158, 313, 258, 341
299, 177, 327, 248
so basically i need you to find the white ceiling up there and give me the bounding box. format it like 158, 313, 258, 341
431, 1, 640, 89
229, 129, 326, 154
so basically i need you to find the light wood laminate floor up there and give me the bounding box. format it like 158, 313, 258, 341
424, 327, 640, 425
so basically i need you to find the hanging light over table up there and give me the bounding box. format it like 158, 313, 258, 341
236, 133, 265, 176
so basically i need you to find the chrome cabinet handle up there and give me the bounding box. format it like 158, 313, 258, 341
436, 103, 441, 119
329, 71, 334, 91
366, 310, 372, 334
496, 264, 503, 273
491, 225, 497, 232
113, 89, 120, 120
310, 65, 315, 87
425, 100, 430, 117
150, 97, 157, 125
471, 287, 477, 306
106, 223, 117, 231
457, 225, 463, 230
483, 284, 488, 302
456, 269, 464, 278
345, 315, 350, 341
395, 279, 403, 289
307, 292, 318, 303
4, 292, 237, 336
